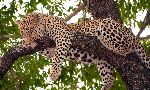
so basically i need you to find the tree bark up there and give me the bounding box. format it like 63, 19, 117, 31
136, 8, 150, 38
0, 36, 55, 79
85, 0, 123, 24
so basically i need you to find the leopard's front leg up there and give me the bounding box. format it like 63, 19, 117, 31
50, 49, 65, 80
50, 34, 71, 81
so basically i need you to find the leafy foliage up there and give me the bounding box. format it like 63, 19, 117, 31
0, 0, 150, 90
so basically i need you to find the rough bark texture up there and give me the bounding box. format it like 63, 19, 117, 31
85, 0, 123, 24
0, 36, 55, 79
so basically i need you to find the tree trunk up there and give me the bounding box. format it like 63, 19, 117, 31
85, 0, 123, 24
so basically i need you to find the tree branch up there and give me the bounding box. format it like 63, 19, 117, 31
139, 35, 150, 40
10, 68, 22, 90
64, 3, 86, 22
136, 8, 150, 38
0, 36, 56, 79
0, 35, 9, 41
87, 0, 123, 24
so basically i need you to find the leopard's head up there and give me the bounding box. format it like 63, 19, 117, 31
16, 12, 40, 46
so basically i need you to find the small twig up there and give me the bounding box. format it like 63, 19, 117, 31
0, 35, 9, 41
136, 8, 150, 38
64, 3, 86, 22
136, 20, 147, 38
10, 68, 22, 90
139, 35, 150, 40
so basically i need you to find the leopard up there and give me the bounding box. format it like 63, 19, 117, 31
16, 12, 149, 90
16, 12, 114, 90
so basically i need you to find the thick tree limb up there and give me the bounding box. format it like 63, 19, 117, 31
136, 8, 150, 38
0, 36, 55, 79
0, 46, 36, 79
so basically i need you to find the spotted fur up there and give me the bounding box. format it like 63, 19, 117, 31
16, 12, 149, 90
17, 12, 115, 90
69, 18, 150, 68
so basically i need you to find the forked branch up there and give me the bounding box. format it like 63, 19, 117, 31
65, 3, 86, 22
136, 8, 150, 38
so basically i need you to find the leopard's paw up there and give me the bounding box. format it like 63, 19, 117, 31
50, 69, 61, 81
